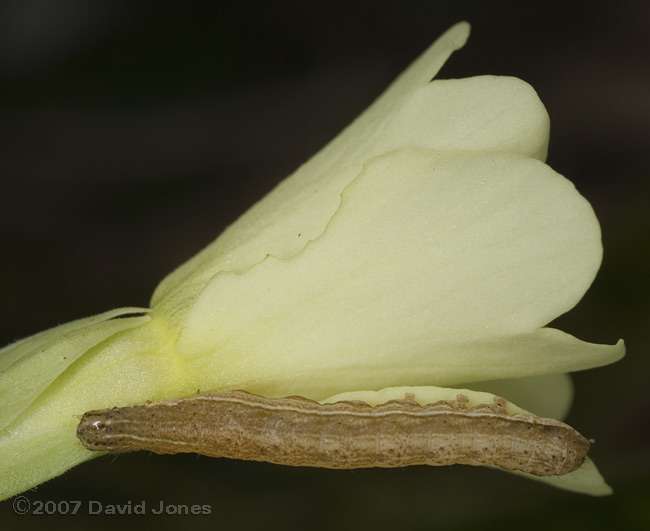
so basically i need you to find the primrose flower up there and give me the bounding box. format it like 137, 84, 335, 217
0, 22, 624, 500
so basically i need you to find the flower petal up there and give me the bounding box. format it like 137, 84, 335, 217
377, 75, 549, 160
152, 23, 550, 333
174, 149, 619, 397
180, 328, 621, 403
320, 385, 529, 411
456, 373, 574, 420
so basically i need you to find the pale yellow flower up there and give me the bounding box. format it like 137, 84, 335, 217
0, 22, 623, 499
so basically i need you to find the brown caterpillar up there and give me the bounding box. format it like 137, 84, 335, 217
76, 390, 590, 476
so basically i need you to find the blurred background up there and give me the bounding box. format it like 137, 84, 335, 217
1, 1, 648, 529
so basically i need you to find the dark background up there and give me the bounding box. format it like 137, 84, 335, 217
1, 1, 648, 529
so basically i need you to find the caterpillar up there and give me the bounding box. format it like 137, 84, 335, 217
77, 390, 590, 476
